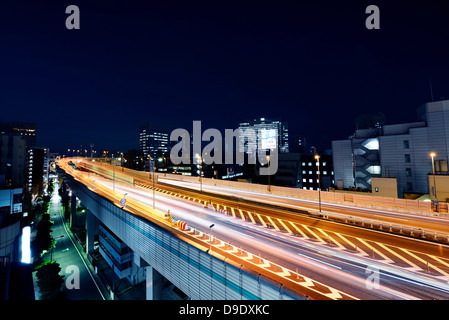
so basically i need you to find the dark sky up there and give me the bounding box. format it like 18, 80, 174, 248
1, 1, 449, 154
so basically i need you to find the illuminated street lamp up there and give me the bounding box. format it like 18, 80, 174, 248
314, 154, 322, 212
430, 152, 438, 211
148, 154, 155, 209
197, 155, 203, 192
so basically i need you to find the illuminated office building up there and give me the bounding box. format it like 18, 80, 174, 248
139, 122, 170, 159
238, 117, 289, 156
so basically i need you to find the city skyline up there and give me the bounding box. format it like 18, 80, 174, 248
2, 1, 449, 304
1, 1, 449, 154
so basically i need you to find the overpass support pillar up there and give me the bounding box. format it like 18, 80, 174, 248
85, 209, 98, 255
145, 266, 162, 300
70, 194, 77, 228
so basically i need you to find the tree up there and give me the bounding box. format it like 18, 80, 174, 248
34, 260, 65, 300
33, 213, 54, 257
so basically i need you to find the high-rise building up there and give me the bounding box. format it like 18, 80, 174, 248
0, 133, 27, 187
26, 147, 49, 195
332, 99, 449, 198
238, 117, 289, 155
139, 122, 170, 159
0, 122, 36, 148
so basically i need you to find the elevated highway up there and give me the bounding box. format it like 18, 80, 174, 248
57, 158, 449, 300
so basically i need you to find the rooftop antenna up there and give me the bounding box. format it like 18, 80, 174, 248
429, 76, 434, 102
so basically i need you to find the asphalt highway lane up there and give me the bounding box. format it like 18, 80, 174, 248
159, 178, 449, 235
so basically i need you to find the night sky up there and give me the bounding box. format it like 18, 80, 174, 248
1, 1, 449, 154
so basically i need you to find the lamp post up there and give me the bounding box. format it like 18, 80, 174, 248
266, 155, 271, 192
314, 154, 322, 212
209, 224, 215, 252
148, 154, 155, 209
112, 154, 116, 192
430, 152, 438, 211
197, 155, 203, 192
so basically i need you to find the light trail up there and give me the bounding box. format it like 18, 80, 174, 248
59, 159, 449, 299
83, 171, 447, 299
159, 178, 449, 232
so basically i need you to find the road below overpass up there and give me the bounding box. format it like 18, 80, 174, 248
63, 159, 449, 300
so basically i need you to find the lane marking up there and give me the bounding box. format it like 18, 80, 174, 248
288, 221, 310, 239
399, 248, 449, 279
246, 211, 257, 224
376, 243, 422, 271
429, 255, 449, 270
317, 229, 346, 250
238, 209, 246, 221
256, 214, 268, 227
276, 218, 293, 235
333, 233, 368, 255
265, 216, 281, 231
356, 238, 394, 263
302, 225, 326, 244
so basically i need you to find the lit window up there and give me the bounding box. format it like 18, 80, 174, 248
366, 165, 381, 175
362, 138, 379, 150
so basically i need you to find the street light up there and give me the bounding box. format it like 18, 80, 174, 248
314, 154, 322, 212
209, 224, 215, 252
430, 152, 438, 211
148, 154, 155, 209
266, 155, 271, 192
197, 155, 203, 192
112, 153, 116, 192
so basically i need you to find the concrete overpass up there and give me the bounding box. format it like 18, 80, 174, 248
56, 166, 305, 300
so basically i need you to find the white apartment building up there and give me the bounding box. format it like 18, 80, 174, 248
332, 99, 449, 198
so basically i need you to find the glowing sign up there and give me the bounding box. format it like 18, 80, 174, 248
260, 129, 277, 149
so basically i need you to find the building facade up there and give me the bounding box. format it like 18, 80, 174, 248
26, 147, 49, 195
300, 154, 334, 191
332, 99, 449, 198
139, 122, 170, 160
238, 117, 289, 155
0, 134, 27, 187
0, 122, 36, 148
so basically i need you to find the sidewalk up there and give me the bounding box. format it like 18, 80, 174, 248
33, 178, 187, 300
32, 179, 108, 300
